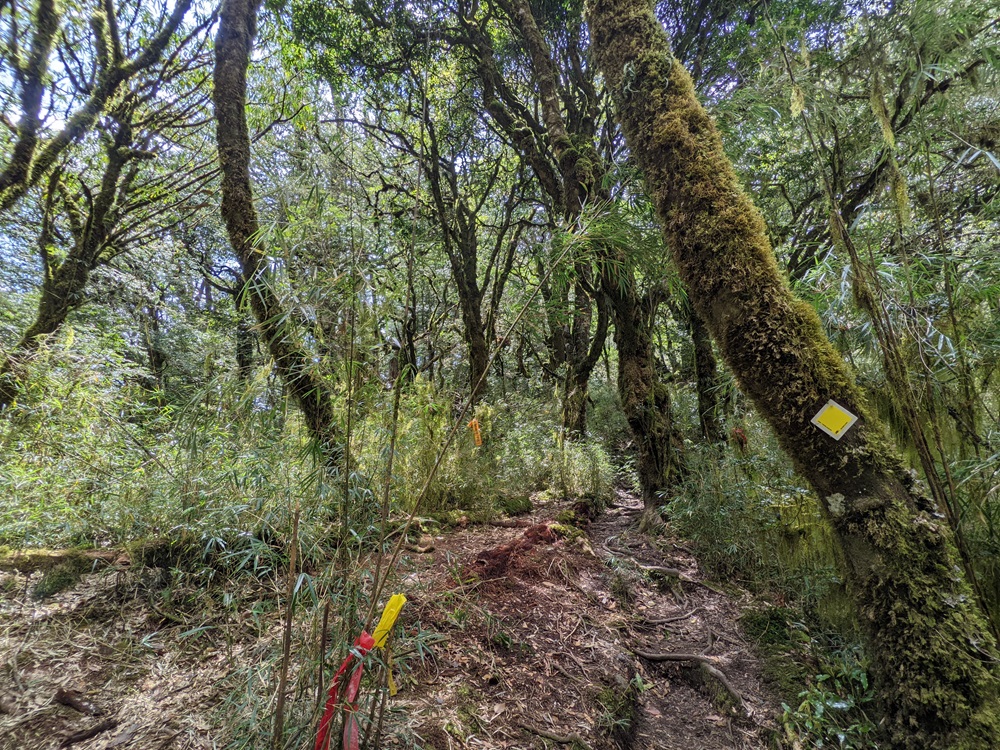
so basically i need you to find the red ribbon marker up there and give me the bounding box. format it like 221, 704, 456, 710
314, 631, 376, 750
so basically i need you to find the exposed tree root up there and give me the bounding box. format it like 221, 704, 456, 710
634, 650, 748, 716
519, 721, 595, 750
637, 607, 703, 627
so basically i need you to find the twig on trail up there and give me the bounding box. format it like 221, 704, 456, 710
603, 534, 635, 557
554, 649, 591, 677
636, 563, 685, 578
519, 721, 595, 750
156, 731, 183, 749
603, 535, 684, 576
54, 688, 100, 716
58, 718, 119, 748
147, 600, 186, 626
634, 650, 749, 715
635, 649, 718, 664
488, 519, 532, 528
638, 607, 703, 627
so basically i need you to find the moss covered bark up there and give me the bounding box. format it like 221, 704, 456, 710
606, 276, 684, 516
687, 304, 724, 444
0, 0, 194, 213
0, 119, 134, 411
213, 0, 341, 466
585, 0, 1000, 746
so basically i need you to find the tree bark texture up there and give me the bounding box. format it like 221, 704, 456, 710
213, 0, 341, 465
585, 0, 1000, 747
606, 278, 685, 513
688, 304, 724, 444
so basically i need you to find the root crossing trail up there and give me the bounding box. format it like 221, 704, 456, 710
0, 490, 781, 749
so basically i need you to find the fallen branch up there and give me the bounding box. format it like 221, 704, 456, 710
59, 718, 118, 748
519, 721, 595, 750
54, 688, 100, 716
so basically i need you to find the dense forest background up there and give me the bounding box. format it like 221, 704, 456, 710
1, 0, 999, 748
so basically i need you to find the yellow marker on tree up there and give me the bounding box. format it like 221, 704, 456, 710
811, 400, 858, 440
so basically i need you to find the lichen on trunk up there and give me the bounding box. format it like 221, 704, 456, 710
213, 0, 341, 468
584, 0, 1000, 746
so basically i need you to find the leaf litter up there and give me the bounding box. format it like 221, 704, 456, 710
0, 490, 781, 749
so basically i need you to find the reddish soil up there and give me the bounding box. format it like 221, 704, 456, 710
0, 490, 781, 749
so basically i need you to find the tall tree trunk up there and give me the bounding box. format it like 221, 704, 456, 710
585, 1, 1000, 747
687, 304, 724, 444
213, 0, 341, 466
605, 278, 685, 523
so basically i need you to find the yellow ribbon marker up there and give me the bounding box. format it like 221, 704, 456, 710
373, 593, 406, 647
373, 593, 406, 696
468, 418, 483, 447
386, 648, 398, 696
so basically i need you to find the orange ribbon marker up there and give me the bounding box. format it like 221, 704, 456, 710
468, 418, 483, 447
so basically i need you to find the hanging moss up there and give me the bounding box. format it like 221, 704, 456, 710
584, 0, 1000, 746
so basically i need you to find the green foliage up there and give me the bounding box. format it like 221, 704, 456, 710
667, 427, 845, 616
352, 378, 613, 520
596, 675, 640, 747
781, 636, 878, 749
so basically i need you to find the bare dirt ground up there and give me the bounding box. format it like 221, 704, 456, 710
0, 490, 782, 749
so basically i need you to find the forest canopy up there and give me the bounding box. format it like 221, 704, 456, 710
1, 0, 998, 748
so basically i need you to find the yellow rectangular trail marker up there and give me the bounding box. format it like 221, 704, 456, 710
811, 400, 858, 440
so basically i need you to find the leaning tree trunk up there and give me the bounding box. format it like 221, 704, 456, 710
213, 0, 341, 467
585, 0, 1000, 747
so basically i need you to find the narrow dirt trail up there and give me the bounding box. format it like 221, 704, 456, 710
590, 491, 776, 749
391, 489, 780, 749
0, 489, 782, 749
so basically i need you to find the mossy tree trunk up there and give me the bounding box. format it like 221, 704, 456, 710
0, 116, 136, 411
585, 0, 1000, 746
213, 0, 341, 467
606, 274, 685, 519
0, 0, 194, 212
562, 284, 609, 436
687, 303, 725, 445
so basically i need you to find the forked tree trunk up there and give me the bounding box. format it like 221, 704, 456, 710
562, 288, 609, 437
606, 279, 685, 522
585, 0, 1000, 746
214, 0, 341, 467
